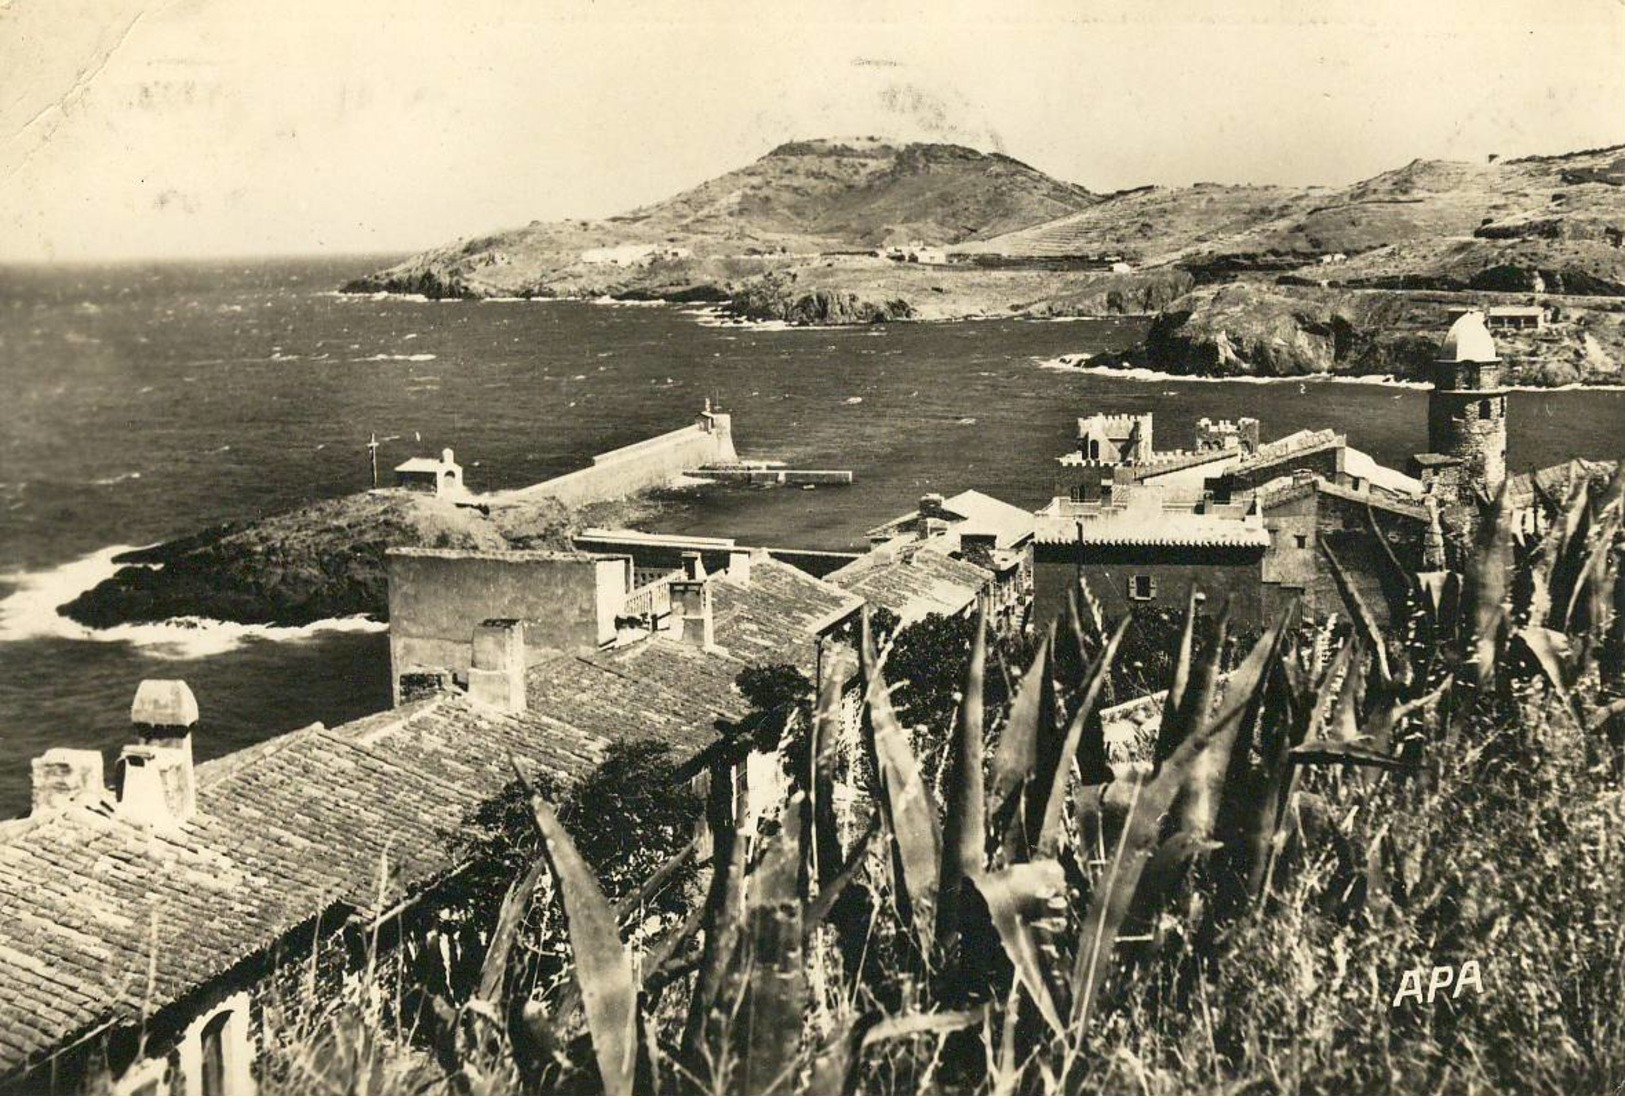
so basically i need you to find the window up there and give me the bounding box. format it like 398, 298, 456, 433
200, 1010, 229, 1095
1294, 534, 1308, 549
1128, 574, 1156, 601
1478, 398, 1493, 418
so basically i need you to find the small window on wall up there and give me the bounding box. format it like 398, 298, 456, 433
1294, 534, 1308, 549
1479, 398, 1493, 418
1129, 574, 1156, 601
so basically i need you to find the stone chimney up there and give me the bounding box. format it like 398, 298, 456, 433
727, 548, 753, 587
681, 550, 707, 581
30, 748, 105, 817
669, 573, 715, 649
916, 494, 947, 537
468, 619, 526, 713
117, 680, 198, 829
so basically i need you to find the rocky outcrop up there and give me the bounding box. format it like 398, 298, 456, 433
1123, 283, 1625, 385
1023, 269, 1195, 317
56, 491, 656, 629
726, 272, 913, 325
1134, 285, 1410, 377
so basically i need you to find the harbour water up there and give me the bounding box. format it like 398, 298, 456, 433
1, 256, 1621, 814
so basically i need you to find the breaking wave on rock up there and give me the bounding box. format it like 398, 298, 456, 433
0, 546, 385, 659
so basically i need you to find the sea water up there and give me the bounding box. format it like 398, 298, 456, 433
1, 256, 1621, 814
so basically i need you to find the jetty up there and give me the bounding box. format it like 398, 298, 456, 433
684, 461, 853, 487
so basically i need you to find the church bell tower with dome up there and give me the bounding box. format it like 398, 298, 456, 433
1412, 310, 1509, 508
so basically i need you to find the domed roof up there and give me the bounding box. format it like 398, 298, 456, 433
1437, 311, 1500, 363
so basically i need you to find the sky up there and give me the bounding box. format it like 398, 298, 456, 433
2, 0, 1622, 261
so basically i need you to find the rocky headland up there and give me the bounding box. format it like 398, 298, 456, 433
58, 491, 660, 629
344, 138, 1625, 384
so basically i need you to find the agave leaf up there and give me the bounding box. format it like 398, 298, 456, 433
1321, 537, 1393, 687
1242, 638, 1305, 898
612, 835, 698, 926
1071, 700, 1226, 1029
1122, 830, 1222, 938
863, 1009, 984, 1047
810, 644, 852, 889
937, 607, 988, 947
1155, 586, 1202, 763
1510, 625, 1586, 729
1036, 618, 1129, 857
1564, 512, 1622, 638
808, 814, 880, 928
1329, 642, 1366, 744
733, 796, 808, 1095
969, 861, 1068, 1034
1364, 499, 1418, 601
862, 637, 942, 951
1291, 741, 1422, 773
988, 631, 1055, 812
527, 793, 641, 1095
478, 859, 546, 1007
681, 757, 748, 1064
1466, 484, 1515, 686
806, 1011, 883, 1095
1182, 616, 1286, 841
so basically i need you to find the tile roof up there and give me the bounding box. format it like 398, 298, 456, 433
709, 557, 863, 667
527, 639, 749, 754
523, 557, 861, 760
865, 490, 1034, 549
826, 542, 992, 623
0, 555, 860, 1082
939, 490, 1036, 547
1504, 459, 1619, 512
1312, 479, 1430, 522
1343, 446, 1425, 498
1033, 510, 1272, 548
1233, 428, 1343, 472
0, 695, 602, 1080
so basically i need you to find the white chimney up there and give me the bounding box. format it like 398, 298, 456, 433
727, 548, 753, 587
117, 680, 198, 829
668, 575, 715, 649
30, 748, 105, 817
468, 619, 526, 714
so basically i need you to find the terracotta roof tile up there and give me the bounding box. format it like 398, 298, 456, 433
828, 543, 991, 622
0, 695, 602, 1080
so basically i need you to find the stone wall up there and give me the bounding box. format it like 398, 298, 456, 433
1258, 487, 1426, 626
1033, 544, 1267, 628
386, 548, 628, 701
1427, 389, 1508, 501
502, 413, 738, 508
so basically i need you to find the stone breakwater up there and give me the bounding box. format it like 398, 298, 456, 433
491, 409, 738, 507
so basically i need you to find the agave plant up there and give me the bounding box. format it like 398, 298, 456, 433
456, 460, 1623, 1092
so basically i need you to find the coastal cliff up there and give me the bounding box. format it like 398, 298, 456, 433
58, 492, 656, 629
1114, 283, 1624, 385
344, 138, 1625, 384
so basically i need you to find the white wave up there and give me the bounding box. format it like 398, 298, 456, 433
90, 471, 142, 486
1034, 356, 1625, 393
590, 296, 672, 308
1036, 356, 1343, 387
350, 353, 438, 363
0, 546, 385, 659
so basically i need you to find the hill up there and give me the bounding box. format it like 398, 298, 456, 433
343, 138, 1625, 381
344, 139, 1099, 303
